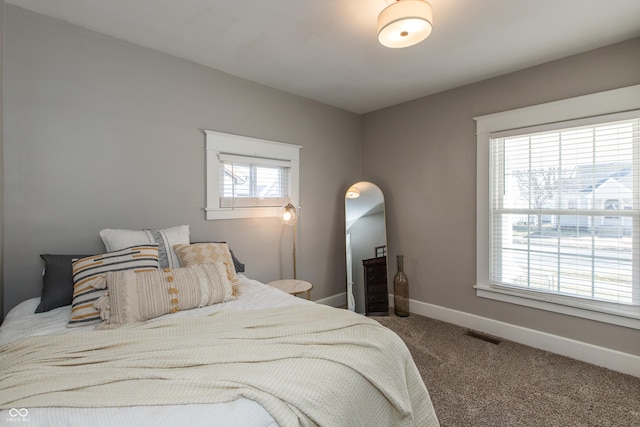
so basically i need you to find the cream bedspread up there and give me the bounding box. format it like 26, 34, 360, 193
0, 303, 438, 427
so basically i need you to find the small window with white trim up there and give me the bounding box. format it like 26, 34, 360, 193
205, 130, 301, 220
475, 85, 640, 329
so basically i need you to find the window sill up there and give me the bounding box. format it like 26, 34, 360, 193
474, 284, 640, 330
205, 207, 281, 221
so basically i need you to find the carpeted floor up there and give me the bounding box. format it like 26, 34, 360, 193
372, 312, 640, 427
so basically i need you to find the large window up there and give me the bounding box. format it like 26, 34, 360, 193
205, 130, 301, 220
491, 117, 638, 305
475, 85, 640, 329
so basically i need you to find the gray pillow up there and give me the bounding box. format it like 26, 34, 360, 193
36, 254, 92, 313
228, 248, 245, 273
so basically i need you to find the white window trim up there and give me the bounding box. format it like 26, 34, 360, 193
205, 130, 301, 220
474, 84, 640, 330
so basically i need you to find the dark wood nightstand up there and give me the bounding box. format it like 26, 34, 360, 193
362, 257, 389, 316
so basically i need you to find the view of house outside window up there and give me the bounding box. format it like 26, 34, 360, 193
221, 161, 289, 206
490, 118, 639, 306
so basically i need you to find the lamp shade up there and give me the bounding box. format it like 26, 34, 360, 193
280, 203, 298, 225
378, 0, 433, 48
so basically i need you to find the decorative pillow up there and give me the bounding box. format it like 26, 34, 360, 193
99, 225, 189, 269
192, 241, 245, 273
230, 249, 245, 273
94, 263, 235, 329
173, 243, 239, 284
36, 254, 92, 313
68, 245, 160, 327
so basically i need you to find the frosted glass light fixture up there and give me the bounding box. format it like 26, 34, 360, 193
346, 186, 360, 199
280, 203, 298, 224
378, 0, 433, 48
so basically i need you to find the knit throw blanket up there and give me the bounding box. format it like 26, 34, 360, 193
0, 304, 439, 427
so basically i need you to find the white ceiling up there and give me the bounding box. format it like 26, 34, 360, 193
345, 181, 385, 224
7, 0, 640, 114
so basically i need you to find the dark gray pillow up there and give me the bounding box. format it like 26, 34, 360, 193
229, 248, 245, 273
36, 254, 92, 313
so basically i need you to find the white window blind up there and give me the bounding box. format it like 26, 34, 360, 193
219, 154, 290, 209
489, 115, 640, 307
205, 130, 301, 220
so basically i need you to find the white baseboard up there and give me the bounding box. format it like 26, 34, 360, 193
319, 292, 639, 377
387, 295, 640, 378
314, 292, 346, 308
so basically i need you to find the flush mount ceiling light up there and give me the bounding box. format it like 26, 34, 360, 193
378, 0, 433, 48
346, 186, 360, 199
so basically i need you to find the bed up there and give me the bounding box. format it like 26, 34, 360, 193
0, 229, 439, 427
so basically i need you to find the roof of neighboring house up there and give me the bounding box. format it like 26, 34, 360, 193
563, 163, 632, 194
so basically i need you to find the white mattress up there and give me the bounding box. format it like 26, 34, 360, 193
0, 275, 310, 427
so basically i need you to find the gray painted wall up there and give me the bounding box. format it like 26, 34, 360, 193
0, 1, 4, 319
3, 6, 361, 314
362, 37, 640, 355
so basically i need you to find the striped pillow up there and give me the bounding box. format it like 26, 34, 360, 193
68, 245, 159, 327
99, 225, 189, 269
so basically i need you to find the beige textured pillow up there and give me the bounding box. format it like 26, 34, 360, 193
173, 243, 239, 284
94, 263, 235, 329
